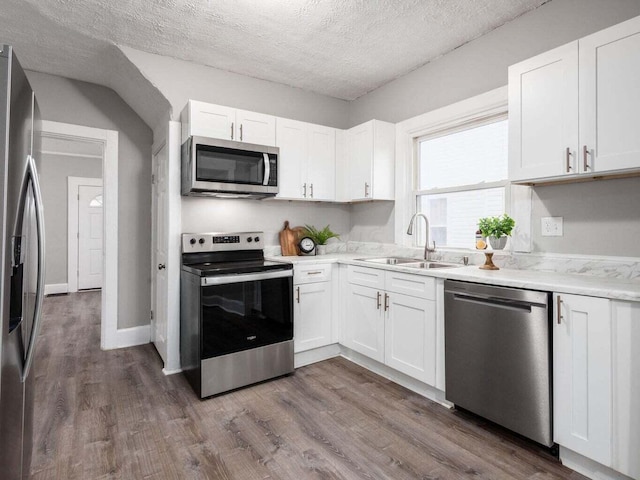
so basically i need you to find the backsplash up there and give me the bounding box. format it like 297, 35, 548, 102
267, 241, 640, 281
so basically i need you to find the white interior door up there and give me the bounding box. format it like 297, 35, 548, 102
152, 143, 169, 363
78, 184, 103, 290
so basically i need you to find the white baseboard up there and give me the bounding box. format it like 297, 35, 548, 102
339, 346, 451, 408
45, 283, 68, 295
107, 324, 151, 349
294, 343, 341, 368
162, 367, 182, 376
559, 447, 634, 480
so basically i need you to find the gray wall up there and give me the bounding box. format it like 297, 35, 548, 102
27, 71, 153, 329
347, 0, 640, 257
40, 154, 102, 285
122, 47, 351, 129
531, 177, 640, 257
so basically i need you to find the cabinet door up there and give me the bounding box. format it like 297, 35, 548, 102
307, 125, 336, 201
554, 293, 611, 466
188, 101, 235, 141
508, 42, 579, 182
385, 293, 436, 384
344, 284, 384, 362
611, 301, 640, 479
294, 282, 332, 353
580, 16, 640, 174
348, 122, 373, 200
276, 118, 307, 199
236, 109, 276, 146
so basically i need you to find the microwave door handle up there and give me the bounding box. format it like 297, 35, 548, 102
263, 153, 270, 186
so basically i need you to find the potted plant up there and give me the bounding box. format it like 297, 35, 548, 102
477, 214, 515, 250
303, 224, 340, 254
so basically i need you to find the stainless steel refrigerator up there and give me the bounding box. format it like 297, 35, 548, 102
0, 45, 45, 480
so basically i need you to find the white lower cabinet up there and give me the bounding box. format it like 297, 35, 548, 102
293, 264, 333, 353
344, 266, 439, 385
554, 293, 612, 466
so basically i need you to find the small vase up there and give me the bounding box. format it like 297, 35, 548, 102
488, 236, 507, 250
316, 245, 327, 255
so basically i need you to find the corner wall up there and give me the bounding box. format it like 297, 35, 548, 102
27, 71, 153, 329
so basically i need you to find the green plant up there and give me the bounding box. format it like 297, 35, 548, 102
478, 214, 516, 238
303, 224, 340, 245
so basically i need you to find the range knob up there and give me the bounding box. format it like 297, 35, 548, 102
189, 238, 196, 245
198, 238, 205, 245
247, 237, 253, 242
254, 236, 260, 242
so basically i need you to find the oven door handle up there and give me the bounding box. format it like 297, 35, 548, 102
201, 269, 292, 286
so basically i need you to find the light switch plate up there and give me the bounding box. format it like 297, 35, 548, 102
541, 217, 563, 236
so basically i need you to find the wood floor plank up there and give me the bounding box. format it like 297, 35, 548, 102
30, 292, 586, 479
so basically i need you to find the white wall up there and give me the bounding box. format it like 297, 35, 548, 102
40, 154, 102, 285
27, 71, 153, 329
181, 198, 351, 247
347, 0, 640, 257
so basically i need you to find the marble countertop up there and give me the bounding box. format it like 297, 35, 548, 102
268, 253, 640, 302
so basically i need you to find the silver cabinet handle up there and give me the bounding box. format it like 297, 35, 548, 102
240, 124, 243, 141
376, 291, 381, 310
310, 183, 314, 198
583, 145, 590, 171
384, 293, 389, 312
557, 295, 563, 325
565, 147, 572, 173
365, 182, 370, 197
14, 155, 46, 382
306, 271, 323, 275
296, 286, 300, 304
303, 183, 307, 197
231, 122, 234, 140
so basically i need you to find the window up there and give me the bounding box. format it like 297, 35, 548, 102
415, 117, 508, 248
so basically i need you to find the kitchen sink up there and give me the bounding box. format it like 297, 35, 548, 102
356, 257, 421, 265
356, 257, 460, 269
403, 261, 461, 269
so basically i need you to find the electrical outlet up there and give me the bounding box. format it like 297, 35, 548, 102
541, 217, 563, 237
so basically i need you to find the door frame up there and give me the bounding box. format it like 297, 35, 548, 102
67, 177, 103, 292
41, 120, 119, 350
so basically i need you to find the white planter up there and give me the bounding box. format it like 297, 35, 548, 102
489, 236, 508, 250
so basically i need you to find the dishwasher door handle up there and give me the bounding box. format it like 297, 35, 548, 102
451, 292, 541, 312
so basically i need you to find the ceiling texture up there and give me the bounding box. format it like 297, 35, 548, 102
2, 0, 548, 102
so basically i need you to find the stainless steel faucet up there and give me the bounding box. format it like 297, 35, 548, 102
407, 213, 436, 261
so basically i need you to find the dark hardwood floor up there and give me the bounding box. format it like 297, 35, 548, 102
30, 292, 585, 480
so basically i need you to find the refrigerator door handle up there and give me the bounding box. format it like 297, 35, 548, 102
13, 155, 46, 382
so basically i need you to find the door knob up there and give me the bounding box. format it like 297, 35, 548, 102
158, 264, 166, 270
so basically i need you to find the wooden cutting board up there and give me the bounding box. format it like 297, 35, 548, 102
279, 221, 305, 256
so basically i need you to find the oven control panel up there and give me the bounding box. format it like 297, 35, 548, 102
182, 232, 264, 252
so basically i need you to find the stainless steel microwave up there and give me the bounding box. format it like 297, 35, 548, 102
181, 136, 279, 198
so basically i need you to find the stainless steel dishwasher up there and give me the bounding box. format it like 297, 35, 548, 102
444, 280, 553, 447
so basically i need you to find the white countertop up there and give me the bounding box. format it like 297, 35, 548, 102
268, 253, 640, 302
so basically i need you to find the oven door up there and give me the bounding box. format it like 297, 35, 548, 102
200, 269, 293, 359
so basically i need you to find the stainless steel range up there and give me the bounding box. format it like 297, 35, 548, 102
180, 232, 294, 398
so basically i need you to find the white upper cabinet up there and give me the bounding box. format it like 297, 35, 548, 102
347, 120, 395, 201
509, 15, 640, 183
580, 16, 640, 174
181, 100, 276, 146
275, 118, 336, 201
509, 42, 579, 181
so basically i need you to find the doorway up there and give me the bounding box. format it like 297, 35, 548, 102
40, 121, 119, 349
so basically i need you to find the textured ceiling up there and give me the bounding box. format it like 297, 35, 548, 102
2, 0, 547, 102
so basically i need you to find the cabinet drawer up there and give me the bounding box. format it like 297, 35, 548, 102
347, 265, 385, 289
385, 271, 436, 300
294, 263, 332, 284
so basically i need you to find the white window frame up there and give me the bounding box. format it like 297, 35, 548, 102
395, 86, 530, 251
413, 114, 510, 248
